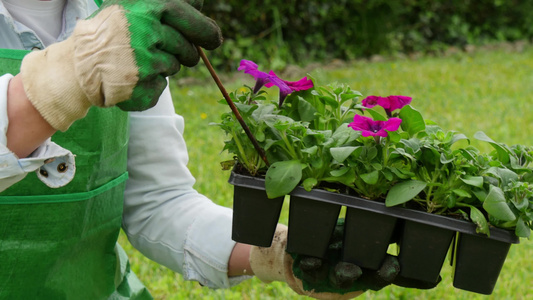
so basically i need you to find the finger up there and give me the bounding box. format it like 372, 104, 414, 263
356, 255, 399, 292
376, 255, 400, 282
158, 25, 199, 67
298, 256, 329, 284
329, 262, 362, 289
131, 45, 182, 81
162, 1, 223, 50
299, 256, 323, 272
118, 75, 170, 111
183, 0, 203, 11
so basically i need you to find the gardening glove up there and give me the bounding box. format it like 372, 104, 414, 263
250, 224, 363, 299
20, 0, 222, 131
250, 223, 441, 300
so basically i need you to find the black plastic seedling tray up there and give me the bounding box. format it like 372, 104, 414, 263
229, 170, 519, 295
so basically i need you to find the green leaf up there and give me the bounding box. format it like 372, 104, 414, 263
440, 153, 454, 164
360, 170, 379, 184
382, 168, 394, 181
452, 189, 471, 198
450, 133, 469, 145
302, 177, 318, 191
386, 180, 427, 207
389, 167, 414, 179
330, 167, 350, 177
330, 146, 359, 162
301, 145, 318, 155
371, 163, 383, 171
459, 148, 477, 161
319, 95, 339, 108
254, 128, 265, 142
310, 156, 324, 169
340, 92, 362, 102
512, 196, 529, 211
399, 105, 425, 136
265, 160, 302, 199
365, 146, 378, 160
400, 138, 421, 153
446, 195, 456, 208
468, 205, 490, 236
234, 102, 257, 115
474, 131, 510, 164
297, 96, 318, 122
460, 175, 484, 188
387, 130, 401, 143
332, 123, 361, 145
391, 148, 415, 161
515, 217, 531, 238
486, 167, 519, 187
482, 186, 516, 222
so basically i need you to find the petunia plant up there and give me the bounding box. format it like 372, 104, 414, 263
213, 59, 533, 239
238, 60, 313, 107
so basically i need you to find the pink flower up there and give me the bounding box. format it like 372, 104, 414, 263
362, 95, 387, 108
266, 71, 313, 106
382, 95, 412, 113
348, 115, 402, 137
362, 95, 412, 116
238, 60, 314, 106
265, 71, 313, 92
238, 60, 270, 93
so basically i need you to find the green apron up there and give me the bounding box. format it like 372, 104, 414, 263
0, 49, 152, 299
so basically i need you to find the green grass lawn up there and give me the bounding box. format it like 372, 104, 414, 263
119, 45, 533, 299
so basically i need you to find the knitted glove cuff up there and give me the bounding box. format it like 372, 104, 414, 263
20, 5, 137, 131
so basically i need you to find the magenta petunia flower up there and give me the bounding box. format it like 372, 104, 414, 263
382, 95, 412, 113
238, 60, 314, 106
238, 60, 271, 94
361, 95, 412, 116
362, 95, 387, 108
266, 71, 314, 106
348, 115, 402, 137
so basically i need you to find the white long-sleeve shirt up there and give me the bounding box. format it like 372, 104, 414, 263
0, 0, 248, 289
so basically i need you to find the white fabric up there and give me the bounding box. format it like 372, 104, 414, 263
0, 0, 88, 50
123, 85, 249, 288
2, 0, 66, 47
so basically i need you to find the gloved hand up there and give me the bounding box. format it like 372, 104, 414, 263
250, 222, 441, 299
20, 0, 222, 131
250, 224, 362, 300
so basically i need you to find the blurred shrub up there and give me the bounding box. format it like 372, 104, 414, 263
199, 0, 533, 71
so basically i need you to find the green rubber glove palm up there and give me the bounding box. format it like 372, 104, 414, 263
20, 0, 222, 131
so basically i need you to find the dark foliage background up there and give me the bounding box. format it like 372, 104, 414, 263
200, 0, 533, 71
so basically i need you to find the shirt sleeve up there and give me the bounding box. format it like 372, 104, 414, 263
0, 74, 75, 192
122, 83, 250, 289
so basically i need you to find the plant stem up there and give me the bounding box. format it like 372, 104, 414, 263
425, 164, 442, 213
197, 46, 269, 167
232, 130, 252, 172
382, 138, 390, 166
